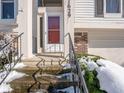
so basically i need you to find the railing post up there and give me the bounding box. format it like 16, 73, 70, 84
19, 35, 22, 62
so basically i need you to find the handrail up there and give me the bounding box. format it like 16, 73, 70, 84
65, 33, 89, 93
0, 33, 24, 51
27, 59, 43, 92
0, 32, 24, 85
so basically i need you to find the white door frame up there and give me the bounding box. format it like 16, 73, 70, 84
44, 12, 64, 52
37, 14, 45, 53
37, 7, 64, 53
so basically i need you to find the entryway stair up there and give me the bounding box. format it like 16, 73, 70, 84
10, 55, 78, 93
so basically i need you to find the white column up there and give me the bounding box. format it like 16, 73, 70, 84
15, 0, 33, 59
26, 0, 33, 58
64, 0, 74, 58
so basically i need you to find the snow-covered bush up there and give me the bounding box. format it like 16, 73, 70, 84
79, 56, 106, 93
79, 55, 124, 93
0, 33, 17, 70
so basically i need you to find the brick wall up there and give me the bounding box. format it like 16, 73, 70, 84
74, 32, 88, 54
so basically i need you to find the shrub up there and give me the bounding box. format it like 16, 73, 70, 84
76, 52, 104, 62
84, 69, 107, 93
78, 53, 107, 93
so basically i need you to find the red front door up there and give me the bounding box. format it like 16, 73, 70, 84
48, 16, 60, 44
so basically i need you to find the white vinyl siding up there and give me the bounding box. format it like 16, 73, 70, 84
88, 30, 124, 65
74, 0, 124, 28
74, 0, 94, 18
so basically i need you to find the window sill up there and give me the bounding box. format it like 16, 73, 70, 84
0, 19, 16, 25
104, 13, 122, 18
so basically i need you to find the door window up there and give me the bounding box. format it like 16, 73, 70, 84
48, 16, 60, 44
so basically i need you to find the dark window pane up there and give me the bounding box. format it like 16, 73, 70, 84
95, 0, 104, 17
38, 0, 42, 7
38, 0, 62, 7
48, 16, 60, 44
106, 0, 120, 13
48, 17, 60, 29
2, 3, 14, 19
44, 0, 62, 7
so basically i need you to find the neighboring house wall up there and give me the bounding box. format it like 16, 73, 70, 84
74, 0, 124, 65
74, 0, 124, 29
88, 30, 124, 66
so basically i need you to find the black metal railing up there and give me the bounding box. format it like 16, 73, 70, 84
0, 32, 24, 85
27, 57, 67, 92
65, 33, 89, 93
45, 44, 63, 53
27, 58, 44, 93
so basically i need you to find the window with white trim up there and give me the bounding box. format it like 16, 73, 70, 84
1, 0, 14, 19
95, 0, 123, 17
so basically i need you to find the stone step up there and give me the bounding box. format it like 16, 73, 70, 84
40, 65, 63, 74
16, 67, 38, 75
22, 61, 67, 68
36, 53, 64, 58
10, 76, 35, 93
9, 55, 72, 93
10, 75, 78, 93
22, 55, 66, 62
16, 65, 64, 76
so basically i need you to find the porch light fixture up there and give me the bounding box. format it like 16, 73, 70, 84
67, 0, 71, 17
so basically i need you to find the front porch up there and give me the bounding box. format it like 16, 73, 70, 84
33, 0, 64, 57
0, 32, 88, 93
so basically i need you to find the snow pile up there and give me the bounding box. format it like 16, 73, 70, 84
4, 71, 27, 83
0, 83, 13, 93
79, 57, 124, 93
14, 63, 27, 69
57, 86, 75, 93
3, 62, 27, 71
36, 89, 47, 93
0, 71, 27, 93
79, 57, 98, 71
0, 70, 27, 83
0, 62, 27, 93
57, 73, 73, 81
96, 59, 124, 93
62, 63, 71, 69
